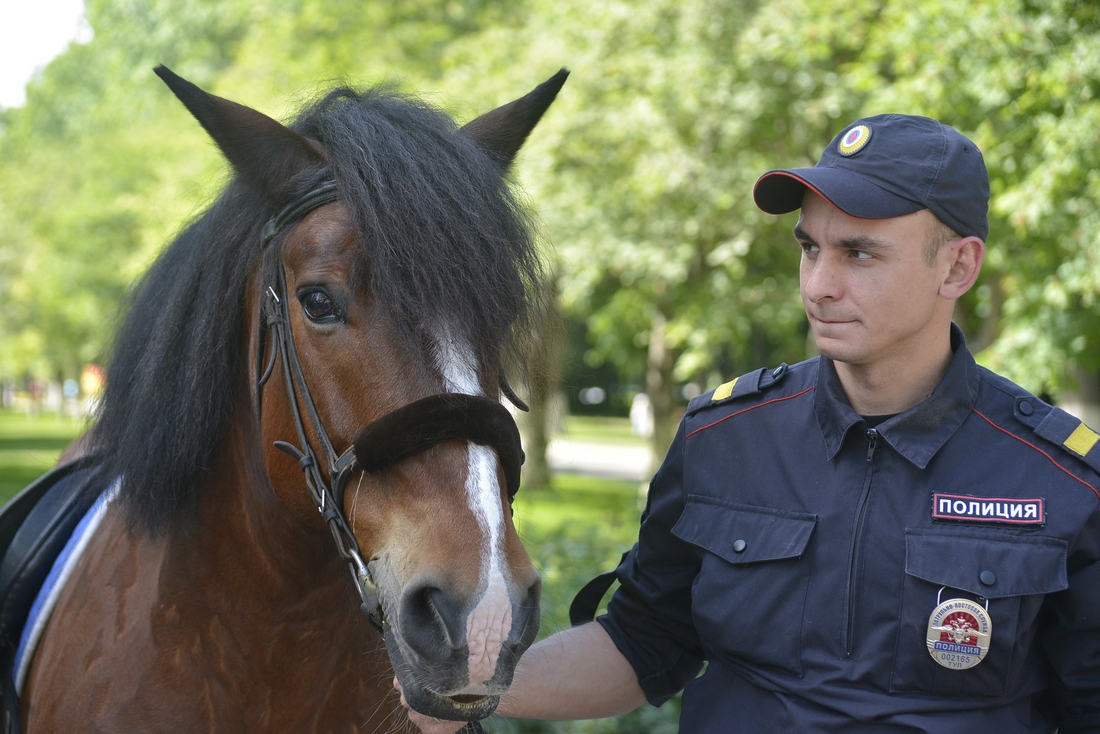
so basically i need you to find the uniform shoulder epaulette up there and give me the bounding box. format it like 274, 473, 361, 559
1014, 398, 1100, 475
689, 362, 792, 414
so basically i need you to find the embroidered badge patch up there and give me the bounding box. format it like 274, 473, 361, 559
932, 493, 1044, 526
837, 125, 872, 156
926, 596, 992, 670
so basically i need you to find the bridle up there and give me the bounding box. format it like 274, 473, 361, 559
254, 180, 525, 634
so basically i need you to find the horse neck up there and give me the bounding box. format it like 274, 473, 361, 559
156, 415, 383, 678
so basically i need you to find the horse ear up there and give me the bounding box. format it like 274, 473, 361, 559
154, 65, 325, 205
460, 68, 569, 170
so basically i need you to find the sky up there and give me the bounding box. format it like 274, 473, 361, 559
0, 0, 91, 109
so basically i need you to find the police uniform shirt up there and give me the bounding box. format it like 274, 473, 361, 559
598, 325, 1100, 733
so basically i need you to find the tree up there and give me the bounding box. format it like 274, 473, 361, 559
442, 0, 1100, 462
442, 0, 880, 463
847, 0, 1100, 419
0, 0, 532, 382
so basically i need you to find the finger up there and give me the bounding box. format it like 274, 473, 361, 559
404, 708, 469, 734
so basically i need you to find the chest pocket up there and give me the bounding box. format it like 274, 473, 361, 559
890, 528, 1068, 696
672, 495, 817, 675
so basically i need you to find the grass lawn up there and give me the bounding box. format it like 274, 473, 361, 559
0, 410, 87, 505
515, 472, 643, 535
511, 473, 644, 642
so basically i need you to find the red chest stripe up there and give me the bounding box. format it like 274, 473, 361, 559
973, 409, 1100, 500
687, 386, 815, 439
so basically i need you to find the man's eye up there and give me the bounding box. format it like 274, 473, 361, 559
852, 250, 873, 260
298, 289, 341, 323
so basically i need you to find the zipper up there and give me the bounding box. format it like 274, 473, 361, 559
844, 428, 878, 656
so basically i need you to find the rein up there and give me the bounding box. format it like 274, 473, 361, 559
255, 181, 525, 636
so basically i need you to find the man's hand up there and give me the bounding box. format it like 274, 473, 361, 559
397, 622, 646, 732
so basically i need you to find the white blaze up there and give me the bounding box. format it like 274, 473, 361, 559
435, 332, 512, 689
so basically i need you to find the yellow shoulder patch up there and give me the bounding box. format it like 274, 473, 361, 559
1065, 422, 1100, 458
712, 377, 738, 402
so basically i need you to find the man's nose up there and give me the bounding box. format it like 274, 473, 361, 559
803, 254, 842, 302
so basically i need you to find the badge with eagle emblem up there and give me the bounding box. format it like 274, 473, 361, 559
926, 589, 992, 670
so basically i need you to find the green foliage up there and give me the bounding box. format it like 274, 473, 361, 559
0, 0, 532, 381
444, 0, 1100, 412
846, 0, 1100, 392
6, 0, 1100, 402
0, 0, 244, 379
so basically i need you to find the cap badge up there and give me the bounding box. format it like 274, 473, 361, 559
838, 125, 872, 156
926, 587, 992, 670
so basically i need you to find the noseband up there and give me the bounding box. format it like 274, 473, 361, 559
255, 181, 525, 633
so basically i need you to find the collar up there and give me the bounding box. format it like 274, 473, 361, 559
814, 324, 980, 468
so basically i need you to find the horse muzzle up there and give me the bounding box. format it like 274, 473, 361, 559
377, 563, 540, 722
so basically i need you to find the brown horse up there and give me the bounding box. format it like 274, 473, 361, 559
18, 66, 566, 732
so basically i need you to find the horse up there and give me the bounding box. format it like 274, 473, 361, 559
15, 64, 567, 732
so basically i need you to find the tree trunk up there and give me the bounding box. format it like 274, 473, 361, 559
517, 277, 566, 490
645, 311, 679, 477
518, 384, 560, 490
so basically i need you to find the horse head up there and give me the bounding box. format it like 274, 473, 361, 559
145, 67, 564, 723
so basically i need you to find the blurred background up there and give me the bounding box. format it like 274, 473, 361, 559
1, 1, 1098, 730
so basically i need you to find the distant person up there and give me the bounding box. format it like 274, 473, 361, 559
403, 114, 1100, 732
629, 392, 653, 437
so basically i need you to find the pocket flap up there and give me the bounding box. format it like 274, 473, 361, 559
905, 528, 1068, 599
672, 495, 816, 565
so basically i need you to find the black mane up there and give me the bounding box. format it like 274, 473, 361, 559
89, 84, 546, 535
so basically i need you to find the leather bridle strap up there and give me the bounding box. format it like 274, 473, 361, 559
260, 181, 339, 246
263, 249, 378, 625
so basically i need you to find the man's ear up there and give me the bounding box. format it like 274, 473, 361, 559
940, 236, 986, 300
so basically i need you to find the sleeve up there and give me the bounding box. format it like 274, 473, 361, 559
597, 419, 706, 705
1041, 505, 1100, 733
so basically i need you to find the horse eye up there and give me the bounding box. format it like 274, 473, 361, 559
297, 289, 341, 324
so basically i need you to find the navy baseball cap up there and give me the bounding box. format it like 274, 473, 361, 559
753, 114, 990, 240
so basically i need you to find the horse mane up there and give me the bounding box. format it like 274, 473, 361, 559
88, 83, 547, 535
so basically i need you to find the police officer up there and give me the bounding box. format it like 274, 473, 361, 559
403, 114, 1100, 733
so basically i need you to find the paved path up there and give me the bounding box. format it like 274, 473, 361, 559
546, 439, 653, 482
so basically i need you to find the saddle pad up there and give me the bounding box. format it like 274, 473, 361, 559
12, 481, 116, 694
0, 458, 101, 651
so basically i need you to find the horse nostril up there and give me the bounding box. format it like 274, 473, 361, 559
399, 579, 465, 660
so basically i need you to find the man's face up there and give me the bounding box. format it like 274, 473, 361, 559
795, 191, 954, 368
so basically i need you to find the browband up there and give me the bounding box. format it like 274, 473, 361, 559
260, 181, 340, 249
